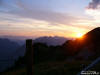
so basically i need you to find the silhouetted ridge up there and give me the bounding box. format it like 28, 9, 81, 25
77, 27, 100, 59
62, 27, 100, 60
83, 27, 100, 44
86, 27, 100, 36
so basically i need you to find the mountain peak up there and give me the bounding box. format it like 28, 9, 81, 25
79, 27, 100, 46
85, 27, 100, 37
91, 27, 100, 32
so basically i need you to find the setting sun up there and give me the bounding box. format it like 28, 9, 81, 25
76, 33, 84, 38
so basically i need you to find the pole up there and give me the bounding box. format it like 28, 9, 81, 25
25, 39, 33, 75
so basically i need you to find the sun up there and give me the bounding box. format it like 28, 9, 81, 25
76, 33, 83, 38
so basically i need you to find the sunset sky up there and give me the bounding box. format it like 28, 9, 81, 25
0, 0, 100, 39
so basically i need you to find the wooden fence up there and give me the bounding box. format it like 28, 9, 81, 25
25, 39, 33, 75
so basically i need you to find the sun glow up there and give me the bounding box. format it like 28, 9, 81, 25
76, 33, 84, 38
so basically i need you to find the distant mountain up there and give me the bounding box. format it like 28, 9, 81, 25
0, 38, 20, 57
0, 36, 27, 45
12, 36, 68, 59
0, 38, 20, 72
33, 36, 68, 46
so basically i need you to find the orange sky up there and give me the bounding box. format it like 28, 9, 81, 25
0, 0, 100, 39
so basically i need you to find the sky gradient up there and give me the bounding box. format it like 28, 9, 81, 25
0, 0, 100, 39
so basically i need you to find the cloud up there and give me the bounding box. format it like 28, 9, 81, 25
86, 0, 100, 24
0, 0, 96, 38
0, 0, 78, 25
87, 0, 100, 9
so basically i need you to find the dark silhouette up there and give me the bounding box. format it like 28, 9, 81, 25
25, 39, 33, 75
1, 27, 100, 75
10, 27, 100, 67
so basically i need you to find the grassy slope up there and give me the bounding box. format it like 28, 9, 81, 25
1, 61, 94, 75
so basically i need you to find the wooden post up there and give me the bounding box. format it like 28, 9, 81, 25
25, 39, 33, 75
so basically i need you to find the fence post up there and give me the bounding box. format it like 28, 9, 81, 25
25, 39, 33, 75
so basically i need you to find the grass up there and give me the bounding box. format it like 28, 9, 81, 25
1, 61, 95, 75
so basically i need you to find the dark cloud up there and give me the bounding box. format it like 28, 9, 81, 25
87, 0, 100, 9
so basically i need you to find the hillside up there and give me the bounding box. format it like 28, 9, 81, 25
1, 27, 100, 74
1, 61, 92, 75
63, 27, 100, 60
0, 38, 20, 72
77, 27, 100, 59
